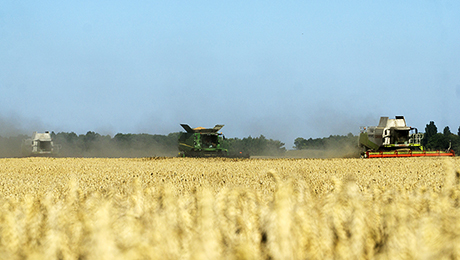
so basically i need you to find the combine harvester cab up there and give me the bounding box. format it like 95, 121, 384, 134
178, 124, 229, 157
359, 116, 455, 158
22, 131, 60, 157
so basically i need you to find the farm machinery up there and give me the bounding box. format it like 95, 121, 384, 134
178, 124, 249, 158
358, 116, 455, 158
21, 131, 60, 156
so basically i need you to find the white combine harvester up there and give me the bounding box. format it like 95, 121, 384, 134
21, 131, 60, 156
359, 116, 455, 158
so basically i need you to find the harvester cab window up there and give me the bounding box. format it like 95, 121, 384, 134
392, 130, 410, 144
202, 134, 218, 148
39, 141, 52, 151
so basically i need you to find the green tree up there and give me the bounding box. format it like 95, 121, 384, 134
422, 121, 437, 147
113, 133, 134, 148
294, 137, 307, 149
53, 132, 81, 156
452, 134, 460, 154
426, 133, 449, 151
293, 134, 357, 150
223, 135, 286, 156
443, 126, 451, 136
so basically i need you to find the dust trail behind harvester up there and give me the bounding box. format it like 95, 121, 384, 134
0, 115, 36, 157
0, 132, 179, 158
283, 145, 360, 159
46, 134, 179, 158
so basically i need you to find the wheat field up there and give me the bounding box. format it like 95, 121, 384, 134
0, 157, 459, 260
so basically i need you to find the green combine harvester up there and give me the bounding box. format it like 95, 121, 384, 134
178, 124, 228, 157
178, 124, 249, 158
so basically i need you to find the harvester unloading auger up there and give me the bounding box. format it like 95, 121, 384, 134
358, 116, 455, 158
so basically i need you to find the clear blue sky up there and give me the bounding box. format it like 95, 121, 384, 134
1, 1, 459, 148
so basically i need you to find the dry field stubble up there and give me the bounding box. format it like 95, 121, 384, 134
0, 157, 459, 259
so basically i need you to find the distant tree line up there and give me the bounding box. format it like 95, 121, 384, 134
223, 135, 286, 156
422, 122, 460, 153
293, 133, 358, 150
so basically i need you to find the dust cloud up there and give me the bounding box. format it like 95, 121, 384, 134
0, 114, 39, 157
54, 139, 179, 158
0, 135, 179, 158
283, 145, 360, 159
251, 142, 360, 159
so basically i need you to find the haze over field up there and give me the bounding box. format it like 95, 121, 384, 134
1, 1, 459, 148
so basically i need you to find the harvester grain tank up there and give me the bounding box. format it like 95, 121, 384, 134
178, 124, 228, 157
359, 116, 455, 158
21, 131, 59, 156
